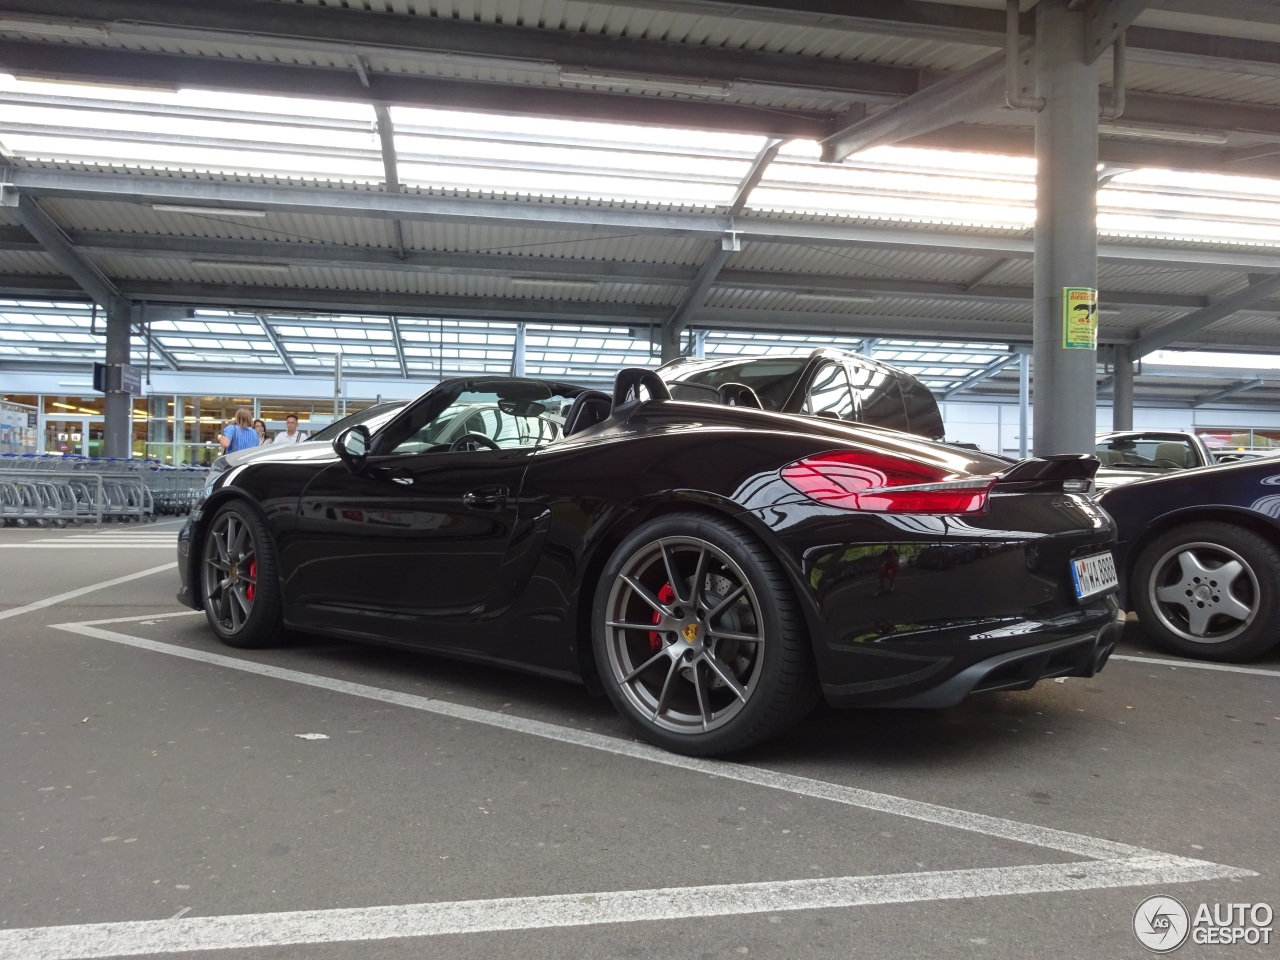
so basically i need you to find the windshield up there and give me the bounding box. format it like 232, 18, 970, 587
309, 401, 408, 443
1096, 436, 1196, 470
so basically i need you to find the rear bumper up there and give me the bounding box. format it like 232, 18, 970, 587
863, 609, 1124, 709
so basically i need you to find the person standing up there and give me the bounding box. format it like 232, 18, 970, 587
219, 407, 259, 453
273, 413, 309, 445
253, 418, 271, 445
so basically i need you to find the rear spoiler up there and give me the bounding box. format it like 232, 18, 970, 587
996, 454, 1100, 485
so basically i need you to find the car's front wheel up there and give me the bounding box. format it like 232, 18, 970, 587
1131, 521, 1280, 661
593, 513, 817, 756
200, 500, 283, 649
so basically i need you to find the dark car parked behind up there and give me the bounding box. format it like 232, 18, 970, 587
1098, 457, 1280, 661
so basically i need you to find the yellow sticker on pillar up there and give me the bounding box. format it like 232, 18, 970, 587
1063, 287, 1098, 349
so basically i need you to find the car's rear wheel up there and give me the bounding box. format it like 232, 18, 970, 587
593, 513, 817, 756
1132, 521, 1280, 661
200, 500, 283, 649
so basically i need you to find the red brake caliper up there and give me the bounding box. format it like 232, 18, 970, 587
648, 583, 676, 651
245, 560, 257, 602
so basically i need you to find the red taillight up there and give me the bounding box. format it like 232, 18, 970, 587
780, 450, 994, 514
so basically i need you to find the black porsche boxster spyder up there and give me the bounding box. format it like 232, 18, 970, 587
177, 369, 1123, 756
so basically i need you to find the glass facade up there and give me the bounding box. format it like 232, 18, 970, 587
1, 393, 372, 463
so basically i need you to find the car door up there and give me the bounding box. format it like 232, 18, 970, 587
283, 379, 568, 643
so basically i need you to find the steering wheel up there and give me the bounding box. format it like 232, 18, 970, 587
449, 432, 500, 452
1152, 458, 1184, 468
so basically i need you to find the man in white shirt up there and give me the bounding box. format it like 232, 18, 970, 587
273, 413, 309, 445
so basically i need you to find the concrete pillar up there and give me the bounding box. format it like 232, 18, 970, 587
1112, 343, 1134, 430
1019, 350, 1031, 458
1031, 0, 1099, 456
659, 324, 682, 364
103, 298, 132, 459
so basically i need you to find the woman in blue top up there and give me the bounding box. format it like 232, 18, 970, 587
218, 407, 259, 453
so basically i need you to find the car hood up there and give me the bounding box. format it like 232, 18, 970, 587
221, 439, 336, 468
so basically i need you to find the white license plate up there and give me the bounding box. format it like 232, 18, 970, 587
1071, 551, 1118, 600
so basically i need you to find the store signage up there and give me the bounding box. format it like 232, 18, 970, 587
1063, 287, 1099, 350
93, 362, 144, 395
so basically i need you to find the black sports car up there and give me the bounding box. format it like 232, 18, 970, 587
177, 369, 1122, 755
1098, 457, 1280, 662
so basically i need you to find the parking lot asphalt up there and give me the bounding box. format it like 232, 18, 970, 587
1, 520, 1276, 959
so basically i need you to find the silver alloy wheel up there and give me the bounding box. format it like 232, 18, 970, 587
602, 535, 765, 735
1147, 539, 1259, 644
202, 510, 259, 635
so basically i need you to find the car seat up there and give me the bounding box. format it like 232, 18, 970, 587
716, 382, 763, 408
1153, 442, 1193, 467
561, 390, 614, 437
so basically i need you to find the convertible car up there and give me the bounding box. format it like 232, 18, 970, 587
1099, 456, 1280, 662
178, 369, 1123, 755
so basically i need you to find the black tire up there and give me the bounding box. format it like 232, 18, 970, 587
592, 512, 818, 756
1131, 521, 1280, 661
199, 500, 284, 649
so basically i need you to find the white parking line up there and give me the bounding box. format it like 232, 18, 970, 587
56, 613, 1144, 859
0, 544, 176, 549
0, 563, 176, 622
1112, 653, 1280, 678
31, 613, 1254, 958
0, 854, 1247, 960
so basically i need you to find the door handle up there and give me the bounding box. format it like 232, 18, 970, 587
463, 486, 508, 507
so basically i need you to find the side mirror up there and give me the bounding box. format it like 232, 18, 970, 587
334, 424, 371, 474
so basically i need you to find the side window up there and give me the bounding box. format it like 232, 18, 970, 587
386, 383, 568, 455
804, 362, 856, 421
854, 364, 910, 433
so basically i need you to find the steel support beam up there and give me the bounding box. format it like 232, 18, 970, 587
1084, 0, 1150, 64
0, 40, 835, 141
10, 196, 121, 311
130, 304, 182, 373
388, 315, 408, 379
821, 51, 1007, 163
1134, 273, 1280, 358
0, 1, 925, 100
13, 168, 1280, 273
9, 227, 1278, 315
1031, 0, 1099, 456
511, 322, 526, 378
8, 0, 1278, 79
10, 194, 138, 455
255, 314, 297, 375
373, 104, 408, 261
1193, 377, 1264, 407
1112, 343, 1134, 430
942, 352, 1021, 399
660, 138, 783, 362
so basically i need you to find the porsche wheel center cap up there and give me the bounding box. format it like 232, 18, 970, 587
682, 622, 700, 644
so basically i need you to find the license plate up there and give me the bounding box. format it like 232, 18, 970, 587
1071, 551, 1118, 600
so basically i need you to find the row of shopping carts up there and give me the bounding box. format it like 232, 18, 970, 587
0, 454, 211, 527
